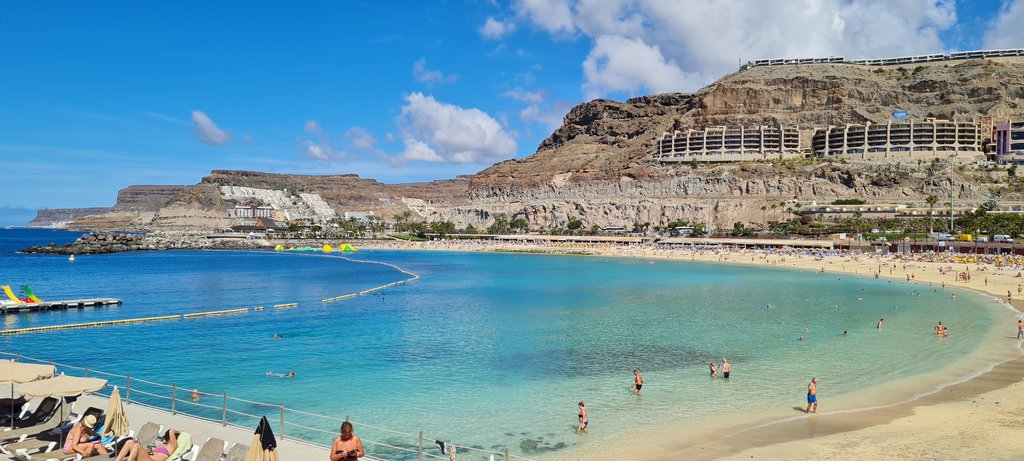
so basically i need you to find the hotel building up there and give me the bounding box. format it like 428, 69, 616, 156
654, 125, 802, 162
810, 119, 983, 160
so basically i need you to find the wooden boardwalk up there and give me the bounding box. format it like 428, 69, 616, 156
0, 297, 122, 314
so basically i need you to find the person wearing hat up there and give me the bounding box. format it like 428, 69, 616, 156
64, 414, 108, 456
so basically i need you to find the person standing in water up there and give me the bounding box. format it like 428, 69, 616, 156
1018, 320, 1023, 339
877, 318, 884, 329
721, 358, 731, 379
577, 401, 588, 432
709, 362, 718, 377
632, 369, 643, 394
805, 377, 819, 414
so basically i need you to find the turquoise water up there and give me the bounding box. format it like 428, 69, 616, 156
0, 229, 1016, 459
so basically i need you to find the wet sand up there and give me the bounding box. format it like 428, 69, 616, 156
360, 239, 1024, 460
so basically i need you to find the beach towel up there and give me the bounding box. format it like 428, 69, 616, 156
167, 432, 192, 461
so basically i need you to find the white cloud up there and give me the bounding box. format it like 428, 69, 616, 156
512, 0, 959, 98
191, 110, 230, 145
297, 139, 328, 160
582, 35, 701, 99
481, 17, 517, 39
514, 0, 575, 34
296, 120, 345, 161
397, 92, 517, 164
144, 112, 189, 125
304, 120, 323, 135
412, 58, 458, 86
502, 87, 568, 132
503, 87, 547, 105
984, 0, 1024, 48
345, 126, 378, 150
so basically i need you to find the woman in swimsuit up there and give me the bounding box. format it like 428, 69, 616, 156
113, 428, 178, 461
329, 421, 365, 461
63, 414, 107, 457
577, 401, 588, 432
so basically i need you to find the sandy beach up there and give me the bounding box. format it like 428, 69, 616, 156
355, 238, 1024, 460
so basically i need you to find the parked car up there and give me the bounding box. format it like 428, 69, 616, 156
994, 234, 1014, 243
975, 236, 989, 243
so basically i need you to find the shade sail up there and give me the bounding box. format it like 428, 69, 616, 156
0, 361, 56, 384
15, 374, 106, 398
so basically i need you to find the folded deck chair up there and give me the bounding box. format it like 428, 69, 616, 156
190, 437, 225, 461
224, 442, 248, 461
0, 399, 70, 443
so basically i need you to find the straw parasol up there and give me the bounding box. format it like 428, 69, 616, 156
101, 385, 130, 438
0, 361, 56, 428
242, 416, 279, 461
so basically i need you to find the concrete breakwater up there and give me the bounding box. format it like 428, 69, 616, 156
20, 232, 269, 254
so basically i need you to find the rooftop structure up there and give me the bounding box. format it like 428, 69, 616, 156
655, 125, 802, 163
743, 48, 1024, 70
810, 119, 983, 160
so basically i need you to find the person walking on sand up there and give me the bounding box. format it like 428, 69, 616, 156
577, 401, 588, 432
805, 378, 818, 414
633, 369, 644, 394
722, 358, 731, 379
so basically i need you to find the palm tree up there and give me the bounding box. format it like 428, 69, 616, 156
925, 195, 939, 234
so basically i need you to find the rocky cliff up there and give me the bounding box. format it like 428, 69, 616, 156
58, 56, 1024, 232
28, 208, 112, 228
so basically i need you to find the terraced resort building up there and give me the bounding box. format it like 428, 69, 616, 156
654, 125, 802, 162
811, 119, 984, 160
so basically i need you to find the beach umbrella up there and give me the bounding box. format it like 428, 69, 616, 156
101, 386, 129, 438
0, 361, 56, 428
243, 416, 279, 461
16, 374, 107, 449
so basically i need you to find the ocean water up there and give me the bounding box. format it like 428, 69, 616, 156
0, 228, 1019, 460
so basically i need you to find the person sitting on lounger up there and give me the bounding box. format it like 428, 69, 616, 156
64, 414, 107, 457
114, 428, 178, 461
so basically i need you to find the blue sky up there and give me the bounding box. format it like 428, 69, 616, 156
0, 0, 1020, 224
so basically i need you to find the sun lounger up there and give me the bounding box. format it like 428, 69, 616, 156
224, 442, 248, 461
1, 399, 70, 443
188, 437, 225, 461
8, 397, 59, 429
130, 422, 162, 448
1, 437, 57, 456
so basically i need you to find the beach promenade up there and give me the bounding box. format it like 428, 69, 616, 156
357, 238, 1024, 460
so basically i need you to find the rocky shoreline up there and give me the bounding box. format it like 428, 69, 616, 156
20, 232, 271, 254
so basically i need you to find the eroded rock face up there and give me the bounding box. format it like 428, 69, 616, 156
52, 58, 1024, 232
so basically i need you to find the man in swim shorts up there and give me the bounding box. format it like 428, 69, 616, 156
805, 377, 818, 414
1017, 320, 1023, 339
633, 369, 643, 394
721, 358, 730, 379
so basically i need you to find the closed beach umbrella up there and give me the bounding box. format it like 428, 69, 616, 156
0, 361, 55, 428
101, 385, 130, 438
243, 416, 279, 461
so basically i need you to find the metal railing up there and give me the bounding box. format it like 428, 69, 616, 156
2, 352, 533, 461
